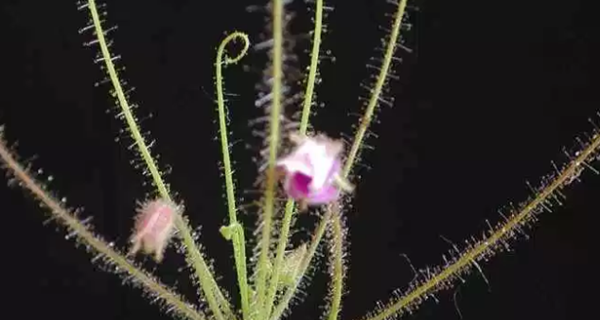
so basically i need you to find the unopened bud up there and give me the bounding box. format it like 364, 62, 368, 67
129, 198, 179, 262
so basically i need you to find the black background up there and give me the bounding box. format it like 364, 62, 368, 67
1, 1, 598, 320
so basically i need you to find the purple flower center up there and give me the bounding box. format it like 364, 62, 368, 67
291, 172, 312, 196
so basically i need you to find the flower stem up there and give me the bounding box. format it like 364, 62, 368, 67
327, 207, 345, 320
263, 0, 325, 318
343, 0, 407, 176
85, 1, 233, 319
270, 1, 408, 318
270, 205, 333, 320
0, 135, 205, 320
256, 0, 285, 316
358, 128, 600, 320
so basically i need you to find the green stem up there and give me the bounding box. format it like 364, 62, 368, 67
85, 1, 233, 319
0, 137, 205, 320
256, 0, 285, 316
343, 0, 407, 175
327, 208, 345, 320
263, 0, 324, 317
299, 0, 324, 132
215, 31, 251, 320
270, 206, 332, 320
271, 1, 409, 318
359, 126, 600, 320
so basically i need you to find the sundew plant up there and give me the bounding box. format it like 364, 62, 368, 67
1, 0, 598, 320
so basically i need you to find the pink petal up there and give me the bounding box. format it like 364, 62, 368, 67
276, 134, 348, 206
305, 184, 340, 204
325, 159, 342, 184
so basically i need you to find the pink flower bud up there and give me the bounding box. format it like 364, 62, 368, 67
276, 133, 353, 208
129, 198, 178, 262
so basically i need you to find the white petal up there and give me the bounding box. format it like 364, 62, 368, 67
277, 156, 313, 176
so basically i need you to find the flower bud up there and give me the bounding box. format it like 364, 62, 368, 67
129, 198, 178, 262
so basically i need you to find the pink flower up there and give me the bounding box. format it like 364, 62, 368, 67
129, 198, 179, 262
276, 133, 353, 208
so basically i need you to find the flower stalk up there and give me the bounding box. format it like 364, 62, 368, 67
263, 0, 326, 318
0, 134, 205, 320
84, 1, 233, 319
256, 0, 286, 317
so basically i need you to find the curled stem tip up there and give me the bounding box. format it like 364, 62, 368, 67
215, 31, 251, 320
